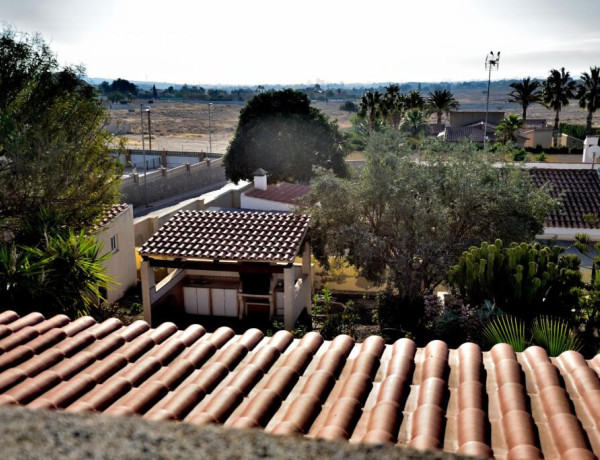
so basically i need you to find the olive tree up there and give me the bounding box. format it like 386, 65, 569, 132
305, 132, 557, 312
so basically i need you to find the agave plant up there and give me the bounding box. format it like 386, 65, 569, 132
483, 315, 527, 352
531, 316, 582, 356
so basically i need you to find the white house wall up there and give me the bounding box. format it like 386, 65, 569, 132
96, 206, 138, 302
240, 194, 294, 212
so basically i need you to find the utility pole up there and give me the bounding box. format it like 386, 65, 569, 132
208, 102, 213, 154
484, 51, 500, 149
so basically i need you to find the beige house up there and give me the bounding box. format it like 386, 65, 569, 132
95, 204, 137, 302
139, 209, 312, 330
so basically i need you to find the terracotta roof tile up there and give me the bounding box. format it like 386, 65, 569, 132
139, 210, 310, 263
1, 310, 599, 459
245, 182, 311, 205
531, 168, 600, 229
95, 204, 130, 230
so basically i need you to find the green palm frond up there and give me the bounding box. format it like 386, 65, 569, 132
531, 316, 582, 356
483, 315, 527, 352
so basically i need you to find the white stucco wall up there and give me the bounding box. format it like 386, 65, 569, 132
96, 206, 138, 302
240, 194, 294, 212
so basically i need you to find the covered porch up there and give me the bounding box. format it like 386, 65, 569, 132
139, 210, 312, 330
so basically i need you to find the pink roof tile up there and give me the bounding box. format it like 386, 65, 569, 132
245, 183, 311, 205
0, 311, 599, 458
139, 210, 310, 264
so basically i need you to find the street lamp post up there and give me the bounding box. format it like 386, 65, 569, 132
140, 105, 151, 207
483, 51, 500, 149
208, 102, 213, 154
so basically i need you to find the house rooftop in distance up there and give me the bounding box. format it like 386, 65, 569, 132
244, 182, 311, 205
1, 310, 600, 459
530, 168, 600, 229
139, 209, 310, 263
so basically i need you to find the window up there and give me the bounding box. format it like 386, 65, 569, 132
110, 235, 118, 253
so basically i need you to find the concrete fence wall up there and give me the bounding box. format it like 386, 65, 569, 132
121, 158, 226, 208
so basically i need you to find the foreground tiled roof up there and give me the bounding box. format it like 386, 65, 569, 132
1, 311, 600, 459
245, 182, 311, 205
531, 169, 600, 229
139, 210, 310, 263
95, 204, 130, 231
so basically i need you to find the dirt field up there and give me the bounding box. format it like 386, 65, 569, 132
108, 100, 355, 154
109, 93, 590, 154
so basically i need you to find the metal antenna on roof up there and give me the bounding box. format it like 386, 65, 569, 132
483, 51, 501, 150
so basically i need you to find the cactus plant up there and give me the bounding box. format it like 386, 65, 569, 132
448, 240, 582, 320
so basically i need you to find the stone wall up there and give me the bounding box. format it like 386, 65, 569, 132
121, 158, 226, 207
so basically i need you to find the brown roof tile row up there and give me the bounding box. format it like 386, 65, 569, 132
139, 210, 310, 263
1, 310, 600, 459
531, 169, 600, 229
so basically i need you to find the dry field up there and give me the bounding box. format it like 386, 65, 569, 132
108, 100, 355, 154
108, 92, 591, 154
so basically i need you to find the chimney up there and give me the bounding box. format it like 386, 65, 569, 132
253, 168, 268, 191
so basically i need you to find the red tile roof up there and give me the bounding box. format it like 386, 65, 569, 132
1, 310, 599, 459
531, 169, 600, 229
95, 204, 130, 230
139, 210, 310, 263
245, 183, 311, 205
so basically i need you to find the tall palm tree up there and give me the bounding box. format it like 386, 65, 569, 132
542, 67, 577, 147
426, 89, 459, 124
382, 84, 405, 130
507, 77, 542, 125
496, 114, 525, 144
359, 90, 383, 132
577, 66, 600, 135
401, 109, 428, 138
405, 90, 425, 110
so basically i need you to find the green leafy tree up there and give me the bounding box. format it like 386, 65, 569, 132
0, 28, 122, 241
358, 90, 384, 132
507, 77, 542, 125
110, 78, 138, 98
426, 89, 459, 124
542, 68, 577, 146
496, 114, 525, 144
152, 84, 158, 99
577, 66, 600, 135
448, 240, 581, 320
223, 89, 348, 184
305, 132, 557, 313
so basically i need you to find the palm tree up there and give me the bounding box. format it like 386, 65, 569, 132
426, 89, 459, 124
542, 68, 577, 147
359, 90, 383, 132
382, 84, 405, 130
577, 66, 600, 135
496, 114, 525, 144
401, 109, 428, 138
507, 77, 542, 125
405, 90, 425, 110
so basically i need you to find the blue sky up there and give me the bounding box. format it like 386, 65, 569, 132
1, 0, 599, 85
